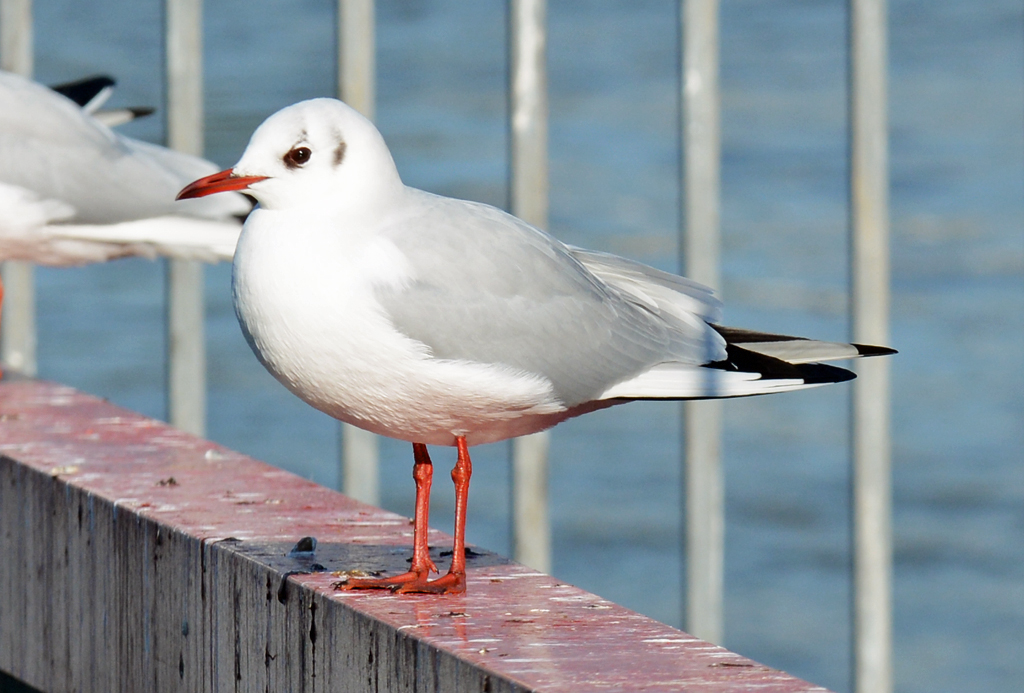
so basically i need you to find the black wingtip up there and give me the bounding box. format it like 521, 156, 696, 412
50, 75, 116, 107
707, 344, 857, 385
710, 324, 805, 344
796, 361, 857, 384
853, 343, 898, 357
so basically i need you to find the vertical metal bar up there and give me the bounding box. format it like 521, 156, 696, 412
680, 0, 723, 644
166, 259, 206, 435
511, 428, 550, 572
0, 0, 30, 75
338, 0, 375, 120
341, 423, 378, 504
0, 262, 34, 376
164, 0, 206, 436
0, 0, 36, 377
337, 0, 380, 504
508, 0, 551, 573
849, 1, 892, 691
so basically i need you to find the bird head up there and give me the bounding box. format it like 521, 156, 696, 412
177, 98, 403, 215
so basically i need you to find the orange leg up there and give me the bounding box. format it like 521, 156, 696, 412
341, 442, 438, 589
341, 437, 472, 595
409, 443, 440, 575
396, 436, 472, 594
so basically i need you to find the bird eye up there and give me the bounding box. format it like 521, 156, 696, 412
283, 146, 312, 168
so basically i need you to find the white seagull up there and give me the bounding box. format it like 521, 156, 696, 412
179, 98, 894, 594
0, 70, 250, 370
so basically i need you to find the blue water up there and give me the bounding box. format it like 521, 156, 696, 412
23, 1, 1024, 691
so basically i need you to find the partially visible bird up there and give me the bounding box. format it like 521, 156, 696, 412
179, 98, 895, 594
48, 74, 156, 128
0, 70, 251, 373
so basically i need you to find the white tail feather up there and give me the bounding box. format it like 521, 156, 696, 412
599, 363, 823, 400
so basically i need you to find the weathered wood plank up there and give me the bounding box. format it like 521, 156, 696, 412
0, 378, 831, 692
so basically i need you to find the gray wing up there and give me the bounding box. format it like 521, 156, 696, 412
375, 191, 724, 406
0, 71, 249, 224
566, 246, 722, 330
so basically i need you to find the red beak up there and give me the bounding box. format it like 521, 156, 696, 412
176, 169, 268, 200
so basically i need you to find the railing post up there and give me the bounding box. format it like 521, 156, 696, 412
338, 0, 374, 121
0, 0, 36, 377
336, 0, 380, 504
680, 0, 723, 645
508, 0, 551, 574
849, 1, 892, 692
164, 0, 207, 436
0, 0, 30, 84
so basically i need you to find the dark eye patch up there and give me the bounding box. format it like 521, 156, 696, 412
284, 146, 312, 169
333, 141, 346, 167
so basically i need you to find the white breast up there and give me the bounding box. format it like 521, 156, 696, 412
231, 208, 566, 446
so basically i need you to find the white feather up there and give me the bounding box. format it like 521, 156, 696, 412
0, 71, 247, 267
599, 363, 818, 400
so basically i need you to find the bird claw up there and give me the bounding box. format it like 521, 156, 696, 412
394, 571, 465, 595
336, 569, 465, 595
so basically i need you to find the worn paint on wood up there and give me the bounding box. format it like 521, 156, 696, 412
0, 378, 831, 692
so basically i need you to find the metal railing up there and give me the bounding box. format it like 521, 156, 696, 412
337, 0, 381, 507
680, 0, 725, 646
848, 2, 893, 691
0, 0, 35, 377
164, 0, 207, 437
680, 6, 892, 693
508, 0, 552, 574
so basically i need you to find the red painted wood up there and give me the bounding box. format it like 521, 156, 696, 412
0, 378, 831, 692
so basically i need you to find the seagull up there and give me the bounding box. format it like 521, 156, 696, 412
178, 98, 895, 594
0, 70, 251, 373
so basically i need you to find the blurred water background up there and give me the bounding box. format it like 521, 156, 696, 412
20, 1, 1022, 691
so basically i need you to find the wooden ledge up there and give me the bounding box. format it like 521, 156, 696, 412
0, 378, 830, 692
